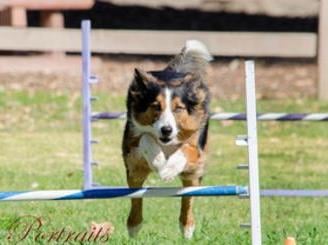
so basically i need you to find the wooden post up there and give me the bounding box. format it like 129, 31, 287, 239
10, 7, 27, 27
0, 7, 27, 27
40, 10, 65, 58
40, 11, 64, 28
319, 0, 328, 99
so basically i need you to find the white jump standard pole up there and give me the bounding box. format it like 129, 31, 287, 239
245, 61, 262, 245
82, 20, 93, 190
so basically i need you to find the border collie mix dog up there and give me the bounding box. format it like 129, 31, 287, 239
122, 40, 212, 239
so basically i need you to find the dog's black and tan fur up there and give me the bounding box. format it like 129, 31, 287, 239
122, 40, 212, 239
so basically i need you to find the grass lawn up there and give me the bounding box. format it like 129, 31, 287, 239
1, 89, 328, 244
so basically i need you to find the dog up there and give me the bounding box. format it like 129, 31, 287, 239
122, 40, 212, 239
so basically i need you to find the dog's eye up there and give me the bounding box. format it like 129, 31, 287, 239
150, 103, 161, 111
174, 106, 186, 113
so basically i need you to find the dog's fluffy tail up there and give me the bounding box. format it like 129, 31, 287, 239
167, 40, 213, 75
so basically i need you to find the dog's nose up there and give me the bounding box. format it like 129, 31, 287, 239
161, 126, 173, 136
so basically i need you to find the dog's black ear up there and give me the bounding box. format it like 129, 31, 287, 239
129, 69, 161, 112
134, 68, 156, 89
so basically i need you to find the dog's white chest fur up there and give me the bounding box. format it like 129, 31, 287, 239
139, 134, 186, 181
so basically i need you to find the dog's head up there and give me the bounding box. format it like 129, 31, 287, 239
127, 68, 209, 145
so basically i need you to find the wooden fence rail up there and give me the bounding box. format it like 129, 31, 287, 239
0, 27, 317, 58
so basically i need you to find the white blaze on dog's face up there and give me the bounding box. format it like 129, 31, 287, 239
153, 88, 178, 144
129, 68, 209, 145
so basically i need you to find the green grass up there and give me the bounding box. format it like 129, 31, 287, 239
1, 90, 328, 244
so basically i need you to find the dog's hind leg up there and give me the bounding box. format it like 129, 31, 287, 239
179, 178, 201, 239
126, 169, 149, 238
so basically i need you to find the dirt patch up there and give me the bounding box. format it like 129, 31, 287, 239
0, 55, 317, 99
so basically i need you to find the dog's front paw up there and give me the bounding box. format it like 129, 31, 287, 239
180, 223, 195, 239
127, 223, 142, 238
159, 166, 180, 182
159, 150, 187, 181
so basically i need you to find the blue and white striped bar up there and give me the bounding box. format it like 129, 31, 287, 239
0, 186, 247, 201
91, 112, 328, 121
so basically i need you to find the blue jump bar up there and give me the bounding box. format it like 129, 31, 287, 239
0, 186, 248, 201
